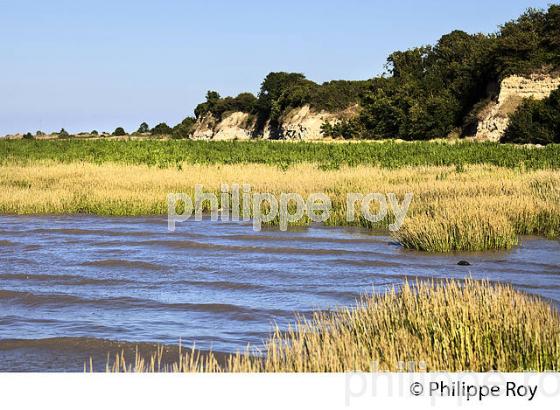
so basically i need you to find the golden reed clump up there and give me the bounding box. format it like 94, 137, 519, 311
98, 280, 560, 373
1, 162, 559, 251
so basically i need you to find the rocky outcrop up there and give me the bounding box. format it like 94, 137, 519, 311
212, 111, 255, 140
192, 112, 255, 140
475, 74, 560, 141
273, 105, 350, 140
191, 105, 357, 141
191, 113, 217, 139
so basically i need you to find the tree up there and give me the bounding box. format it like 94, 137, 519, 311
151, 122, 172, 135
194, 91, 222, 118
543, 5, 560, 52
232, 92, 258, 113
495, 8, 547, 77
23, 132, 34, 139
91, 130, 99, 135
137, 122, 150, 134
113, 127, 126, 136
58, 128, 69, 138
256, 72, 310, 127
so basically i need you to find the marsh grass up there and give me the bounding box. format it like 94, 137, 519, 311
99, 280, 560, 372
1, 162, 559, 251
394, 209, 519, 252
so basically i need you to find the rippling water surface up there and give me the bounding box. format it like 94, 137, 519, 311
1, 215, 559, 371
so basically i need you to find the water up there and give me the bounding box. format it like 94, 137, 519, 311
1, 215, 559, 371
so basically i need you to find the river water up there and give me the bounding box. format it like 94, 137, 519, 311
1, 215, 559, 371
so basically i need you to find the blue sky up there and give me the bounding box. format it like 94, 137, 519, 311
0, 0, 554, 135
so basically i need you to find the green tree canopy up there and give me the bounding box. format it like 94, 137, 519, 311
113, 127, 126, 136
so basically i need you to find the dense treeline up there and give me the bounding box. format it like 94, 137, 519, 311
359, 5, 560, 141
193, 5, 560, 142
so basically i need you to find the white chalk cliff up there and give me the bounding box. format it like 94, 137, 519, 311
191, 105, 356, 140
475, 74, 560, 141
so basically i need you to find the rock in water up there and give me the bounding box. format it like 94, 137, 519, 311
457, 260, 471, 266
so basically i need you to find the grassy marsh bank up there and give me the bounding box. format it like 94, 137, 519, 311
102, 280, 560, 372
1, 161, 559, 251
2, 139, 560, 169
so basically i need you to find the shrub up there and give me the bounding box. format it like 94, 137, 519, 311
320, 120, 362, 139
23, 132, 34, 140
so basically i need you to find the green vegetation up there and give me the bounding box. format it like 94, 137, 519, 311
101, 280, 560, 372
2, 139, 560, 169
503, 87, 560, 144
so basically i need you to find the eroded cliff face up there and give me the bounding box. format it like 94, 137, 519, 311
191, 105, 356, 140
475, 74, 560, 141
273, 105, 349, 140
192, 112, 255, 140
